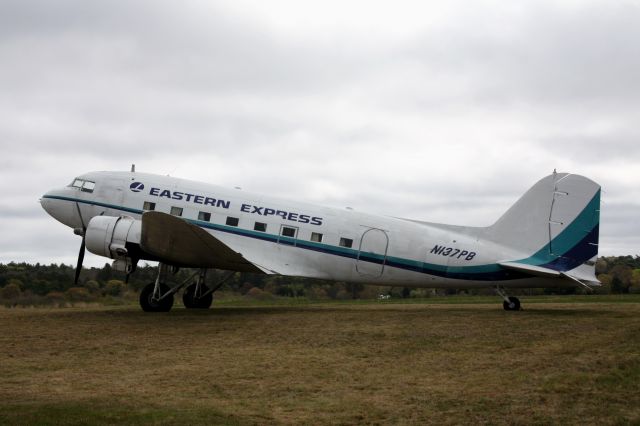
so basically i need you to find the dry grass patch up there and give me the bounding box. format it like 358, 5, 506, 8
0, 301, 639, 425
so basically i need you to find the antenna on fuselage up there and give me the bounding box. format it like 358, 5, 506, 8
131, 164, 136, 173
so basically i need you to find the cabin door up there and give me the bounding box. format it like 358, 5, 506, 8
356, 228, 389, 278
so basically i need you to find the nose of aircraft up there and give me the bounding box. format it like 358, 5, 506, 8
40, 189, 84, 229
40, 191, 57, 217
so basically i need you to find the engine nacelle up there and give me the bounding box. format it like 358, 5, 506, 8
85, 215, 142, 261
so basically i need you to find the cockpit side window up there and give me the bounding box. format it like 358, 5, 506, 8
81, 181, 95, 193
71, 178, 84, 188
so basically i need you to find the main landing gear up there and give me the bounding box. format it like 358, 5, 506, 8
495, 286, 521, 311
139, 264, 235, 312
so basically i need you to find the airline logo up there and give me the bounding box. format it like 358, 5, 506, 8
130, 182, 145, 192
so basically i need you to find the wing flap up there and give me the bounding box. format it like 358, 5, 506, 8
140, 211, 264, 273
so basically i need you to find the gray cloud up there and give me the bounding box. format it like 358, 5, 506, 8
397, 2, 640, 107
1, 0, 638, 266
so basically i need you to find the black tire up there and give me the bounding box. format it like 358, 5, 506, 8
503, 296, 521, 311
183, 283, 213, 309
140, 283, 174, 312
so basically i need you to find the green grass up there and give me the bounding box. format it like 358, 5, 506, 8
1, 298, 639, 425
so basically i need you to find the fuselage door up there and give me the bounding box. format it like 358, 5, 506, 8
356, 228, 389, 278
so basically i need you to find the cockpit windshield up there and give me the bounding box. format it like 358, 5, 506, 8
69, 178, 96, 193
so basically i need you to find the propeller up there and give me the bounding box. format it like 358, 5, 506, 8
73, 202, 87, 285
74, 229, 86, 285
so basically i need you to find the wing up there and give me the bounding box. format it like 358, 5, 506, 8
140, 211, 265, 273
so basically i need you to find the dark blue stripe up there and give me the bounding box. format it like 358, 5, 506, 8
540, 224, 599, 271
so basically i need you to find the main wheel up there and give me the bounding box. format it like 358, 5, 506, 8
140, 283, 174, 312
503, 296, 521, 311
183, 283, 213, 309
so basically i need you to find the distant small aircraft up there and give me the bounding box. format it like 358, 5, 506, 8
40, 168, 600, 312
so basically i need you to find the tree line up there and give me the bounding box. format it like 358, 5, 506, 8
0, 255, 639, 307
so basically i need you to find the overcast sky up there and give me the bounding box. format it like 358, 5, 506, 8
1, 0, 639, 267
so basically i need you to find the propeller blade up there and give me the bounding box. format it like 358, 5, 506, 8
74, 235, 85, 285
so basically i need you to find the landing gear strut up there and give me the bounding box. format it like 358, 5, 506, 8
495, 286, 521, 311
183, 269, 212, 309
140, 282, 173, 312
183, 270, 235, 309
140, 263, 175, 312
139, 265, 235, 312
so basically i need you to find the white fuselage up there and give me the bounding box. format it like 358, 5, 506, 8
40, 171, 566, 289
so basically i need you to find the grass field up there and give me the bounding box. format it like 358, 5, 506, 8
1, 296, 639, 425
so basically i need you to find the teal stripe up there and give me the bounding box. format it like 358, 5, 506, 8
43, 195, 143, 215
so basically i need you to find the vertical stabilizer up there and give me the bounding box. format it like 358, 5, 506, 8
489, 173, 600, 276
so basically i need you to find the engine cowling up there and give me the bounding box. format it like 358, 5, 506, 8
85, 215, 142, 260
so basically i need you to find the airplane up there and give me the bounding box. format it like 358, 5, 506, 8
40, 167, 601, 312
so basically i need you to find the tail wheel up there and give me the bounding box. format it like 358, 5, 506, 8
183, 283, 213, 309
140, 283, 174, 312
503, 296, 521, 311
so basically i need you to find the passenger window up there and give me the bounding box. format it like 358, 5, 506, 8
81, 181, 95, 193
339, 237, 353, 248
254, 222, 267, 232
311, 232, 323, 243
170, 206, 183, 216
143, 201, 156, 211
281, 226, 297, 238
226, 217, 239, 227
198, 211, 211, 222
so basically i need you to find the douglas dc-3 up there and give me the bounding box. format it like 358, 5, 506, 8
40, 167, 601, 312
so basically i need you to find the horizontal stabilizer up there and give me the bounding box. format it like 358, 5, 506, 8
560, 267, 601, 286
499, 261, 600, 287
498, 261, 561, 277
